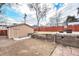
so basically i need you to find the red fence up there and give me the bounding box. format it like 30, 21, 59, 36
0, 30, 7, 36
34, 26, 64, 32
34, 25, 79, 32
68, 25, 79, 31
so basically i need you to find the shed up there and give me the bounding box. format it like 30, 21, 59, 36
7, 23, 34, 39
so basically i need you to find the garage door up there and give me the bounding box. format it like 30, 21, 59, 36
0, 30, 7, 36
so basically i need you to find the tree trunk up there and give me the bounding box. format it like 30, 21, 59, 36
36, 10, 40, 31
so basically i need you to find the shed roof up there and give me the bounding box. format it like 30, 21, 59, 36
7, 23, 33, 29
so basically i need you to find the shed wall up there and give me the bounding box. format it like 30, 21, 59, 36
7, 25, 34, 39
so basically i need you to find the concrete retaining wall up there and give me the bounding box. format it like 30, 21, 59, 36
31, 34, 79, 48
31, 34, 55, 42
55, 34, 79, 48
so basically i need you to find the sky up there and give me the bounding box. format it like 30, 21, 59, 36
0, 3, 66, 26
1, 4, 24, 21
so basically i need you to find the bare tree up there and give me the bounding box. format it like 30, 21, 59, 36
28, 3, 51, 27
49, 17, 57, 26
56, 11, 62, 26
28, 3, 41, 27
49, 11, 62, 26
41, 4, 51, 21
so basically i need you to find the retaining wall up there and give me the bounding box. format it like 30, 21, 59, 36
31, 33, 79, 48
55, 34, 79, 48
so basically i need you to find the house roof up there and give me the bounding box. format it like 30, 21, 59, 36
7, 23, 33, 29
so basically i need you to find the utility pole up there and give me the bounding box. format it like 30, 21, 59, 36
77, 8, 79, 16
24, 13, 27, 24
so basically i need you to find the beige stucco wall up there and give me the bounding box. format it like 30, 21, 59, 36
7, 25, 34, 39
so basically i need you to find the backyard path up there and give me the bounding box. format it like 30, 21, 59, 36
51, 44, 79, 56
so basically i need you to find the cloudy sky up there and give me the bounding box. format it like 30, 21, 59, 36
59, 3, 79, 23
0, 3, 66, 26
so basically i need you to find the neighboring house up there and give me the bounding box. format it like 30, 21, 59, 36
7, 23, 34, 39
0, 23, 34, 39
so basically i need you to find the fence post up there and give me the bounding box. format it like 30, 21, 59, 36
53, 34, 56, 44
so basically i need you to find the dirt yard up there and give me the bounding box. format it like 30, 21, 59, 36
0, 36, 17, 47
0, 38, 56, 56
0, 37, 79, 56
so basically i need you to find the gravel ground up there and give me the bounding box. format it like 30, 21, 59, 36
0, 38, 55, 56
